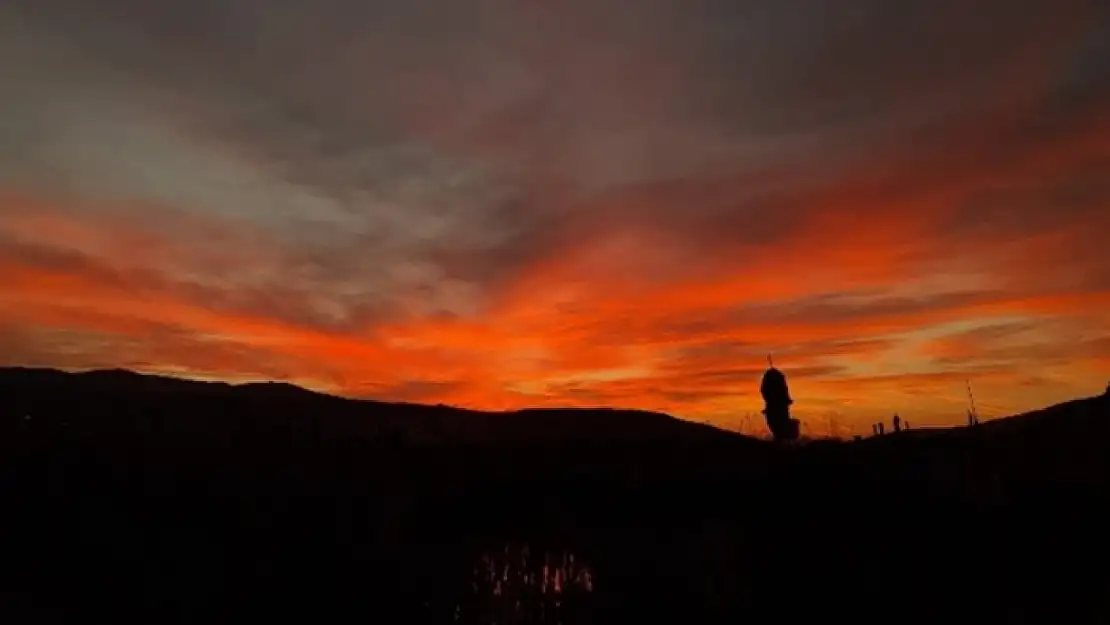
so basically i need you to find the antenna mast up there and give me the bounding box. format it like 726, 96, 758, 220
966, 379, 979, 425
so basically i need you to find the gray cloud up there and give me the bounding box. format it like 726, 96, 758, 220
1, 0, 1107, 339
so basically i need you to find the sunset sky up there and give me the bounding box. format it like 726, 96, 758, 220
1, 0, 1108, 434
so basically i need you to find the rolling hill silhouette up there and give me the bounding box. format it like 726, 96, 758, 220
3, 366, 1104, 445
0, 366, 1107, 624
0, 366, 747, 445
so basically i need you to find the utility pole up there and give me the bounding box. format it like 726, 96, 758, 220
966, 379, 979, 426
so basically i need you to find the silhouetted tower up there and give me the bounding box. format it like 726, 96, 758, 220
760, 355, 797, 442
965, 380, 980, 426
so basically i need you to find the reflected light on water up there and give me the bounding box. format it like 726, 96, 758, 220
458, 542, 595, 624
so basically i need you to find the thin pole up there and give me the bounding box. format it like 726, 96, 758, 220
966, 379, 978, 423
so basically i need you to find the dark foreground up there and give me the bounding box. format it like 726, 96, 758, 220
1, 370, 1108, 624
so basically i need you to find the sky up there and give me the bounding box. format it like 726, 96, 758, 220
1, 0, 1108, 435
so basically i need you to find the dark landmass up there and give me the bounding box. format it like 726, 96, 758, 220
0, 367, 1107, 624
0, 367, 737, 445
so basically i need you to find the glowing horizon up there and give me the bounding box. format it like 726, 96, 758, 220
1, 0, 1108, 436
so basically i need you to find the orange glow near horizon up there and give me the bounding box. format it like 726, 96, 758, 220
2, 180, 1107, 437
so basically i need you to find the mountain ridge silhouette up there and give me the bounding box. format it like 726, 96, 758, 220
0, 366, 745, 444
2, 365, 1103, 444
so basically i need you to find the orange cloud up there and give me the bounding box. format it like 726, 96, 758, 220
2, 183, 1107, 437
